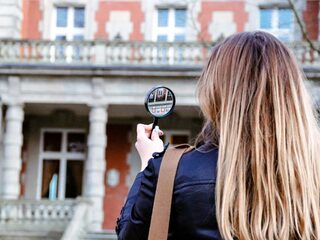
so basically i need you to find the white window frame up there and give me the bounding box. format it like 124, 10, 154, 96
152, 7, 188, 64
153, 8, 187, 42
259, 7, 294, 41
36, 128, 86, 200
51, 6, 85, 41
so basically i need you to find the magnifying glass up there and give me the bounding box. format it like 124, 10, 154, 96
145, 86, 176, 139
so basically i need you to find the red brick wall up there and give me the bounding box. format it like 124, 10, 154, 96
198, 1, 248, 41
103, 124, 132, 229
21, 0, 42, 39
303, 0, 320, 40
95, 1, 144, 40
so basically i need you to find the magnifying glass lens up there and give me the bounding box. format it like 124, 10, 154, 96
146, 87, 175, 118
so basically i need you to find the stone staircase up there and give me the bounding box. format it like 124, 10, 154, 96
0, 230, 117, 240
0, 199, 87, 240
0, 231, 62, 240
81, 231, 117, 240
0, 199, 119, 240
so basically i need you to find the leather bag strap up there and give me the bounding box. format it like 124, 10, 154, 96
148, 144, 194, 240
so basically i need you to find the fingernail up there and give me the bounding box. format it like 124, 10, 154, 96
154, 126, 159, 133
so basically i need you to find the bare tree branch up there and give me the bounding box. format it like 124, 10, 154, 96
287, 0, 320, 54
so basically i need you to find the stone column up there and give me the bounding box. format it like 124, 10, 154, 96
1, 103, 24, 199
0, 99, 3, 192
84, 104, 108, 230
0, 0, 22, 38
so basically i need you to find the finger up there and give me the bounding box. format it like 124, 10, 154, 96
151, 126, 160, 141
143, 123, 153, 130
136, 123, 153, 134
137, 123, 153, 140
136, 124, 148, 140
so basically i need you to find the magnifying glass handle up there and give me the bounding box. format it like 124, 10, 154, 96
150, 117, 159, 139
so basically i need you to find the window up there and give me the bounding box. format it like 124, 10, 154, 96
52, 6, 86, 62
53, 6, 85, 41
259, 8, 294, 42
155, 8, 187, 42
39, 129, 86, 200
154, 8, 187, 63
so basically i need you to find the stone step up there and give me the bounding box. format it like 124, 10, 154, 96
81, 231, 117, 240
0, 231, 62, 240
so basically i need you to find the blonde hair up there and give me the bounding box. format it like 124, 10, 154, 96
197, 31, 320, 240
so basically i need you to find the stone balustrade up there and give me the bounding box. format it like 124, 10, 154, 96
0, 198, 92, 238
0, 199, 76, 229
0, 39, 318, 66
288, 42, 320, 66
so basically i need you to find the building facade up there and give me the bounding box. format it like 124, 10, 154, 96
0, 0, 319, 239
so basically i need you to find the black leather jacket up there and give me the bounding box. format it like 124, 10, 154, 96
116, 143, 222, 239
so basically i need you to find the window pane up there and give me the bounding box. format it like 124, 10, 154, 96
74, 7, 85, 28
158, 9, 169, 27
56, 35, 66, 41
43, 132, 62, 152
56, 7, 68, 27
175, 9, 186, 27
174, 34, 185, 42
157, 35, 168, 62
73, 35, 84, 41
65, 160, 84, 198
260, 9, 272, 29
41, 160, 60, 199
279, 9, 293, 29
67, 132, 86, 153
157, 35, 168, 42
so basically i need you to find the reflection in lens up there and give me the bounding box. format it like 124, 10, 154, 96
156, 88, 166, 102
148, 92, 155, 102
147, 88, 174, 118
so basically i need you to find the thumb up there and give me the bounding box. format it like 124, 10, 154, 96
151, 126, 160, 141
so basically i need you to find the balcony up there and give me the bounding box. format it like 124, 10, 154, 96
0, 39, 319, 67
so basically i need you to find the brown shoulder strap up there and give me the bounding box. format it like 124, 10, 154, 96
148, 144, 194, 240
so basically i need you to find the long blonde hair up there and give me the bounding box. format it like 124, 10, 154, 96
197, 31, 320, 240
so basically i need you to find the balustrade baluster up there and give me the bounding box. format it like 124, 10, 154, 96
313, 49, 319, 66
105, 42, 111, 64
7, 41, 13, 61
85, 42, 92, 63
31, 41, 37, 62
305, 46, 312, 64
12, 41, 18, 61
119, 43, 126, 63
144, 43, 152, 64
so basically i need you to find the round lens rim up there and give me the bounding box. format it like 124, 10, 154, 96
144, 86, 176, 119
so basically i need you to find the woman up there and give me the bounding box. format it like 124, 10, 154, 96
116, 31, 320, 240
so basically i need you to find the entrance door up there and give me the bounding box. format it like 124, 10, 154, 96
38, 129, 86, 199
103, 124, 131, 229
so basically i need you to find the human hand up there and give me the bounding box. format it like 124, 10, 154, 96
135, 123, 164, 171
